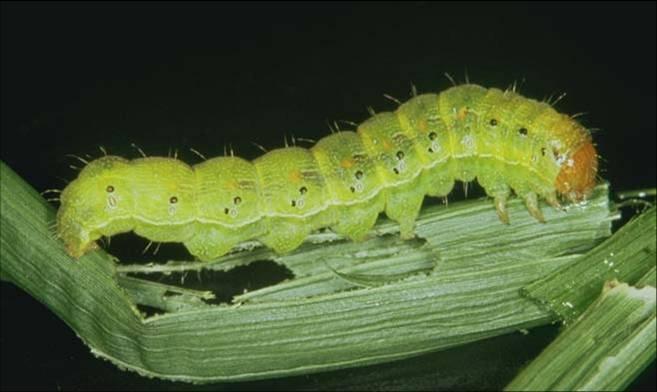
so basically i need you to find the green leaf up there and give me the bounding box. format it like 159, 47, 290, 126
522, 205, 656, 323
0, 160, 617, 383
506, 281, 656, 391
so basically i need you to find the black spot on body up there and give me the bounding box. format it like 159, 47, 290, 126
169, 196, 178, 204
106, 185, 115, 193
489, 119, 498, 126
299, 186, 307, 195
234, 196, 242, 205
518, 127, 528, 136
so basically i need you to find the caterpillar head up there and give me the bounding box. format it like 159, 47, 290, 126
57, 156, 133, 258
555, 139, 598, 202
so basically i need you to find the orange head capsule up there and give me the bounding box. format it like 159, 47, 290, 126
555, 140, 598, 201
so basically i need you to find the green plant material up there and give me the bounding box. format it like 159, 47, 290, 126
636, 266, 656, 288
506, 281, 656, 391
117, 275, 216, 312
616, 188, 657, 200
0, 160, 617, 383
507, 205, 656, 391
522, 205, 656, 323
615, 187, 655, 212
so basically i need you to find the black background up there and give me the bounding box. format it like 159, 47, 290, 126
1, 1, 655, 390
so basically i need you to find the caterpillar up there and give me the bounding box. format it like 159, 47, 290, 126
56, 83, 598, 261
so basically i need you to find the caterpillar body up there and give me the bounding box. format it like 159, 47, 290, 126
57, 84, 598, 261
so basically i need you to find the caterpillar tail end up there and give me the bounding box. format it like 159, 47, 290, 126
56, 216, 99, 259
66, 239, 99, 259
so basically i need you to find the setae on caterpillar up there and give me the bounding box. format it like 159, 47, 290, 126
56, 83, 598, 261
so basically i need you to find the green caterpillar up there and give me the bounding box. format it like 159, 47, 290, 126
56, 84, 598, 261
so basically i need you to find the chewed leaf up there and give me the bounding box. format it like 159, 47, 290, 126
327, 264, 435, 288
